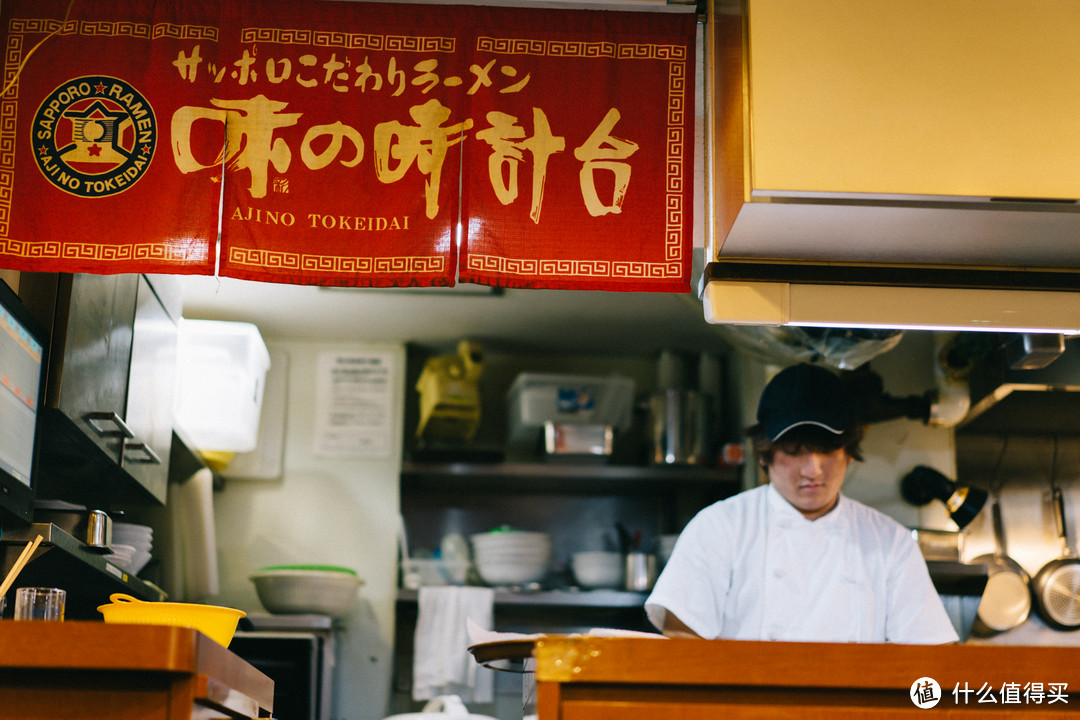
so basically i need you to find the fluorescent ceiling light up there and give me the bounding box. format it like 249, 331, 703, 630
320, 284, 500, 296
701, 263, 1080, 334
792, 321, 1079, 335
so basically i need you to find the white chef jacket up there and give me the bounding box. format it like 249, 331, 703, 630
645, 484, 959, 644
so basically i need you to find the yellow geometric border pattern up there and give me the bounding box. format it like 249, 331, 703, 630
228, 247, 446, 275
476, 37, 686, 61
8, 18, 218, 41
0, 237, 203, 262
0, 18, 217, 261
241, 27, 455, 54
0, 30, 22, 240
463, 255, 682, 280
467, 38, 689, 282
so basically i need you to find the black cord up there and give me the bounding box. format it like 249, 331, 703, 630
990, 436, 1009, 497
1050, 436, 1060, 495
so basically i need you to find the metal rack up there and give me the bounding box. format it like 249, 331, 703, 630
0, 522, 165, 619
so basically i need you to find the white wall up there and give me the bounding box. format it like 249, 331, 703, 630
210, 339, 406, 720
854, 331, 957, 528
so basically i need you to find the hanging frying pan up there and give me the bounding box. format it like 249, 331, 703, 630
1032, 484, 1080, 630
969, 492, 1031, 636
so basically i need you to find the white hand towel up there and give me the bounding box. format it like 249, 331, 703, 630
412, 586, 495, 703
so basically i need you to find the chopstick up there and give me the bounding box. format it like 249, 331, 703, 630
0, 534, 44, 598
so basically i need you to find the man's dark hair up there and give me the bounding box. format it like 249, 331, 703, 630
746, 422, 865, 466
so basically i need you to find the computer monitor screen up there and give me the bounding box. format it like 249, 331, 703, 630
0, 279, 46, 524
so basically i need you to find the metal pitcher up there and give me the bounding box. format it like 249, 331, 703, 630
648, 390, 713, 465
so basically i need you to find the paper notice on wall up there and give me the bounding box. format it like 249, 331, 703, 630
313, 351, 396, 458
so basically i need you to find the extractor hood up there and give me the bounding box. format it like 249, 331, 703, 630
701, 0, 1080, 334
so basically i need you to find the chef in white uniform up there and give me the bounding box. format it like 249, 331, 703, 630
645, 363, 958, 644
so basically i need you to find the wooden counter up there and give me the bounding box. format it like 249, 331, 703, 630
534, 636, 1080, 717
0, 620, 273, 719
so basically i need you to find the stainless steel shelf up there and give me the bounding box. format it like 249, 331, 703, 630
399, 565, 985, 606
1, 522, 165, 619
400, 461, 741, 495
397, 587, 648, 609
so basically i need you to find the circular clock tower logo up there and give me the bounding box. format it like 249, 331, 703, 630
32, 75, 156, 197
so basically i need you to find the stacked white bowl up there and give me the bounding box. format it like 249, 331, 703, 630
571, 551, 624, 589
110, 522, 153, 574
250, 565, 363, 617
471, 530, 551, 586
104, 543, 137, 569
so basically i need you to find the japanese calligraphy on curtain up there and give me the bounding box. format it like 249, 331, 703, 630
0, 0, 695, 291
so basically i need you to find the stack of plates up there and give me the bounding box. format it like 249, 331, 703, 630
107, 522, 153, 574
471, 531, 551, 586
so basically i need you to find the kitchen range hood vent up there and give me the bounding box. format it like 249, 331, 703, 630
959, 335, 1080, 436
704, 0, 1080, 339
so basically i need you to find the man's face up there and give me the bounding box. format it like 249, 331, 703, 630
766, 445, 852, 521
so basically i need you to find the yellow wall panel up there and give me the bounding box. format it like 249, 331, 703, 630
747, 0, 1080, 198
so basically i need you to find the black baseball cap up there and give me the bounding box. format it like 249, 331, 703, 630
756, 363, 853, 441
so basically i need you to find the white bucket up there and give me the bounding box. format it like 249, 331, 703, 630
383, 695, 498, 720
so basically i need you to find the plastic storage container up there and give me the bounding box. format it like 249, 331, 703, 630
506, 373, 634, 459
174, 319, 271, 452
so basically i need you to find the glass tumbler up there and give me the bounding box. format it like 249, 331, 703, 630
14, 587, 66, 621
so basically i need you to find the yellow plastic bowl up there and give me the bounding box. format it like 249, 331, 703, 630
97, 593, 246, 647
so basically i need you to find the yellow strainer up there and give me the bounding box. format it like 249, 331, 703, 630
97, 593, 245, 647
